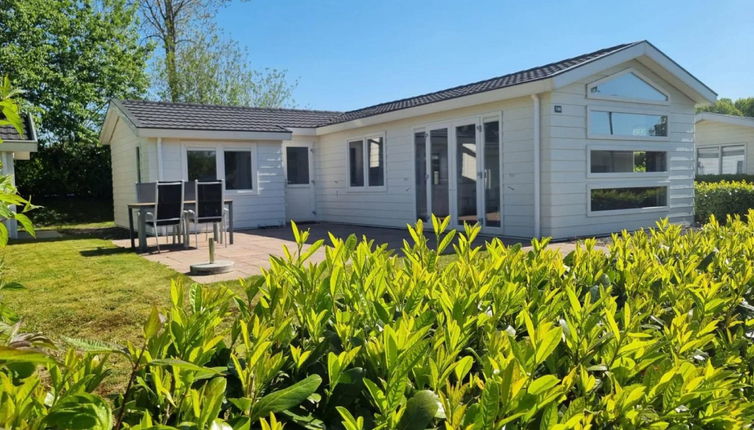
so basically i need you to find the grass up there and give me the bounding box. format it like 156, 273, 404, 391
28, 197, 115, 231
1, 231, 245, 393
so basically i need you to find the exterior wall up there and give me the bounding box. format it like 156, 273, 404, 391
158, 138, 286, 229
313, 97, 536, 237
1, 152, 18, 238
110, 120, 145, 228
696, 121, 754, 174
541, 59, 697, 239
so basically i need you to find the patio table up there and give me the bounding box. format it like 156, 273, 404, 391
127, 199, 234, 251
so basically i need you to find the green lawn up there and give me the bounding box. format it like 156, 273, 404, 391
29, 197, 116, 231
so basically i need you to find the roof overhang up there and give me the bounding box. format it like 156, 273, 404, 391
99, 100, 293, 144
695, 112, 754, 129
0, 141, 38, 152
316, 41, 716, 135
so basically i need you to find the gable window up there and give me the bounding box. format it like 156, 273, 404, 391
589, 110, 668, 139
591, 186, 667, 212
588, 69, 669, 103
697, 145, 745, 175
187, 150, 217, 181
348, 135, 385, 188
590, 150, 667, 174
224, 150, 253, 190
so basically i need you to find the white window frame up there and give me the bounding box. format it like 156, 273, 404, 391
586, 105, 670, 141
586, 181, 670, 217
345, 132, 387, 192
586, 144, 670, 179
586, 68, 671, 105
284, 143, 314, 188
696, 144, 747, 175
182, 142, 259, 195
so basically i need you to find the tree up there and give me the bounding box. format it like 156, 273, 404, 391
698, 97, 754, 117
0, 0, 151, 146
140, 0, 296, 107
152, 24, 296, 107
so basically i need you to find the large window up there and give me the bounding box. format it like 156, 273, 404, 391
697, 145, 745, 175
224, 150, 252, 190
590, 111, 668, 138
187, 150, 217, 181
591, 186, 667, 212
590, 150, 666, 174
589, 70, 668, 103
348, 136, 385, 188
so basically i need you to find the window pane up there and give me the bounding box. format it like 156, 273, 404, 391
721, 145, 745, 174
590, 111, 668, 137
456, 124, 477, 225
224, 151, 252, 190
590, 72, 668, 101
414, 132, 427, 221
591, 186, 667, 212
349, 140, 364, 186
187, 150, 217, 181
590, 150, 666, 173
697, 147, 720, 175
430, 128, 449, 218
484, 120, 501, 227
367, 137, 384, 186
286, 146, 310, 185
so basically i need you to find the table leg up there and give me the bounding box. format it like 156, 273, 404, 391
229, 201, 234, 245
128, 206, 135, 249
138, 208, 147, 252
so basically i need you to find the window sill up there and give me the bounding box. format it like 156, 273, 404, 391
587, 133, 670, 142
346, 186, 387, 193
587, 172, 669, 179
587, 205, 669, 217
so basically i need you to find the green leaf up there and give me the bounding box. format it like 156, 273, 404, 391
397, 390, 441, 430
250, 374, 322, 421
535, 327, 561, 364
0, 346, 53, 364
143, 306, 162, 339
43, 393, 112, 430
528, 375, 559, 396
63, 336, 127, 355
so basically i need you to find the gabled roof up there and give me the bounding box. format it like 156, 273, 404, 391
103, 40, 716, 141
0, 114, 37, 142
324, 42, 639, 126
696, 112, 754, 129
115, 99, 341, 132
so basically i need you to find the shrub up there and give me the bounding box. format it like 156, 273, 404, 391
695, 180, 754, 223
696, 174, 754, 183
4, 216, 754, 428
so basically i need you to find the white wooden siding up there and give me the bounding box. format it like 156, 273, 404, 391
696, 121, 754, 174
313, 97, 535, 237
541, 59, 696, 239
110, 120, 145, 228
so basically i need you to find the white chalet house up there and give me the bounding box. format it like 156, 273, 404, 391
100, 41, 716, 240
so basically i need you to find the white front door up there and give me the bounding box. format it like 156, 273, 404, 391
284, 142, 316, 222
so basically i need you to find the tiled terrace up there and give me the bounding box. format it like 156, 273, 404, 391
112, 222, 593, 284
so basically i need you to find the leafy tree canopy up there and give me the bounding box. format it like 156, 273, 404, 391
698, 97, 754, 117
0, 0, 151, 145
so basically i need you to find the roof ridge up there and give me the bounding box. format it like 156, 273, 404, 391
120, 98, 342, 115
327, 41, 639, 122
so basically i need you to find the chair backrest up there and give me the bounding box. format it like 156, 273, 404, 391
195, 181, 223, 221
155, 181, 184, 222
184, 180, 197, 201
135, 182, 157, 203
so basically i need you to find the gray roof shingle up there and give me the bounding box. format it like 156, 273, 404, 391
116, 100, 342, 132
116, 42, 640, 132
0, 114, 36, 142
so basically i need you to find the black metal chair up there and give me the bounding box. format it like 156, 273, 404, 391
185, 180, 227, 247
144, 181, 185, 252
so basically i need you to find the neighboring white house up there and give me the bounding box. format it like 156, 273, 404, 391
695, 112, 754, 176
0, 114, 38, 238
100, 40, 716, 240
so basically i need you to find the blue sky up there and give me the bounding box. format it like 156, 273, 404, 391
217, 0, 754, 111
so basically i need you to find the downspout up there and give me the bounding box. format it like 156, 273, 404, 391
531, 94, 541, 238
156, 137, 163, 181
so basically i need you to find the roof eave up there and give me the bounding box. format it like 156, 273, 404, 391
695, 112, 754, 129
315, 78, 554, 135
135, 127, 293, 141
